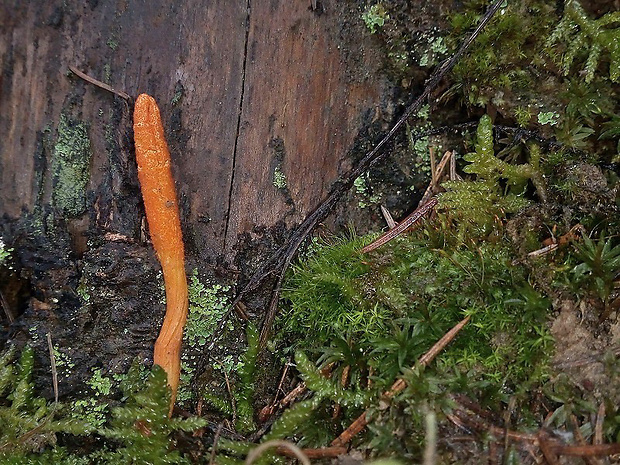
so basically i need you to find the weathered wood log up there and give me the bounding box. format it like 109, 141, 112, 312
0, 0, 391, 393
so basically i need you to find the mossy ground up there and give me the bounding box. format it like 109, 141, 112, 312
1, 0, 620, 463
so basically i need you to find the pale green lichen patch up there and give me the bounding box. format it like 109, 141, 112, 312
51, 114, 92, 217
177, 269, 232, 403
272, 165, 287, 190
184, 270, 231, 348
362, 3, 389, 33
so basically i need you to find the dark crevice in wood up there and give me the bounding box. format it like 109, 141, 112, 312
224, 0, 252, 252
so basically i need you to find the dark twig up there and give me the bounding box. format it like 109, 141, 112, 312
570, 415, 601, 465
537, 430, 561, 465
448, 405, 620, 461
222, 0, 507, 348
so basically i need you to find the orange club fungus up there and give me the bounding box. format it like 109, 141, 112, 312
134, 93, 188, 415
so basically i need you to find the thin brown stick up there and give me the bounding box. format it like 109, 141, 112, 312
259, 362, 292, 422
361, 197, 438, 253
259, 362, 334, 424
502, 397, 516, 465
221, 364, 236, 424
331, 412, 368, 447
448, 408, 537, 443
594, 402, 605, 445
450, 405, 620, 461
538, 430, 561, 465
430, 146, 437, 187
489, 439, 498, 465
417, 315, 471, 367
570, 415, 600, 465
279, 383, 307, 407
46, 333, 59, 404
69, 66, 131, 100
421, 150, 452, 203
208, 422, 224, 465
331, 315, 471, 447
550, 443, 620, 456
332, 365, 351, 419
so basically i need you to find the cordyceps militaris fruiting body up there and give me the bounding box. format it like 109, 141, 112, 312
134, 93, 188, 415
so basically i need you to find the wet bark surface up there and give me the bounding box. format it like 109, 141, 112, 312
0, 1, 394, 393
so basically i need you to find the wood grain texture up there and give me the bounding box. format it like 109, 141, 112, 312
223, 1, 383, 258
0, 0, 386, 263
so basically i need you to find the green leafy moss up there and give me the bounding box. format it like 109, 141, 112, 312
275, 225, 554, 451
0, 349, 206, 463
202, 323, 260, 434
280, 233, 381, 347
234, 323, 259, 433
0, 347, 92, 459
439, 115, 546, 238
98, 362, 206, 464
569, 233, 620, 313
546, 0, 620, 82
0, 238, 12, 266
449, 0, 555, 106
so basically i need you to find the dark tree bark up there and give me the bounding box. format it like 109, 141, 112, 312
0, 1, 391, 393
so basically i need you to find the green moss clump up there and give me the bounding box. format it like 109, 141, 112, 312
0, 347, 93, 459
280, 233, 381, 347
234, 323, 259, 433
0, 237, 12, 266
439, 115, 546, 239
362, 4, 389, 34
51, 114, 92, 217
546, 0, 620, 83
568, 233, 620, 315
0, 348, 206, 463
97, 362, 206, 464
202, 323, 260, 435
448, 0, 556, 107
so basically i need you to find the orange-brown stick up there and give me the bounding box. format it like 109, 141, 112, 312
134, 93, 188, 415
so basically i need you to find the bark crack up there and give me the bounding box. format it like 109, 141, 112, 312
223, 0, 251, 252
